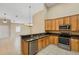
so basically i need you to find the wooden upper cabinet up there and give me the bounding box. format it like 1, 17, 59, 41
70, 15, 78, 31
55, 18, 64, 31
51, 20, 56, 31
63, 16, 70, 25
77, 15, 79, 31
55, 19, 60, 31
45, 20, 52, 31
58, 18, 64, 25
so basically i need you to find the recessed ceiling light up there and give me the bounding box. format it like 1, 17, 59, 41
4, 13, 6, 15
16, 15, 18, 17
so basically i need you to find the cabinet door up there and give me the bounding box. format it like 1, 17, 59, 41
58, 18, 64, 26
21, 39, 28, 55
42, 38, 45, 48
49, 35, 58, 44
54, 36, 58, 45
49, 35, 55, 44
55, 19, 60, 31
51, 20, 56, 31
71, 39, 79, 52
70, 15, 78, 31
63, 17, 70, 25
77, 15, 79, 31
44, 37, 47, 48
45, 20, 52, 31
38, 39, 43, 51
45, 37, 49, 46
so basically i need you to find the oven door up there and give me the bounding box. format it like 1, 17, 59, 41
59, 37, 70, 45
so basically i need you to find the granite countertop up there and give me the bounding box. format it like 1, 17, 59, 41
26, 35, 49, 42
21, 33, 49, 42
21, 32, 79, 42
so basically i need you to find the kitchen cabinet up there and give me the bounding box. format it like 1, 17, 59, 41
49, 35, 58, 45
55, 19, 60, 31
45, 20, 52, 31
55, 18, 64, 31
58, 18, 64, 26
49, 35, 55, 44
38, 38, 43, 51
70, 15, 78, 31
21, 39, 29, 55
42, 38, 46, 48
77, 15, 79, 31
51, 20, 56, 31
38, 36, 49, 51
45, 36, 49, 46
63, 16, 70, 25
71, 38, 79, 52
54, 36, 58, 45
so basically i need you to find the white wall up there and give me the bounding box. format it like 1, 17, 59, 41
10, 23, 31, 53
32, 7, 47, 34
47, 3, 79, 19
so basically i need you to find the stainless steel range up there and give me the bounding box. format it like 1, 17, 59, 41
58, 24, 71, 50
58, 32, 71, 50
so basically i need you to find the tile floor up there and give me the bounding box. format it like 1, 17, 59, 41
37, 44, 79, 55
0, 38, 21, 55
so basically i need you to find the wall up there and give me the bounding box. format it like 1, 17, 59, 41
32, 7, 47, 34
47, 3, 79, 19
0, 18, 30, 54
10, 23, 31, 53
0, 18, 11, 39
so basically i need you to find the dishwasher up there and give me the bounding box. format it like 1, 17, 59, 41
28, 39, 38, 55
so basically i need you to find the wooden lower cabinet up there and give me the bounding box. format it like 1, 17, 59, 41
49, 35, 58, 45
54, 36, 58, 45
49, 35, 54, 44
71, 38, 79, 52
42, 38, 46, 48
38, 38, 43, 51
38, 36, 49, 51
21, 39, 29, 55
45, 37, 49, 46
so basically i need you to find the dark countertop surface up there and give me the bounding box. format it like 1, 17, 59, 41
21, 32, 79, 42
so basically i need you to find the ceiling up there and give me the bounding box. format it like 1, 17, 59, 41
0, 3, 57, 24
45, 3, 57, 8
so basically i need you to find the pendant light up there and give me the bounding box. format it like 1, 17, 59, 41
3, 13, 7, 23
28, 4, 33, 35
28, 5, 32, 27
3, 18, 7, 23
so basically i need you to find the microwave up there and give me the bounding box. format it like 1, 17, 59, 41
59, 24, 71, 30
